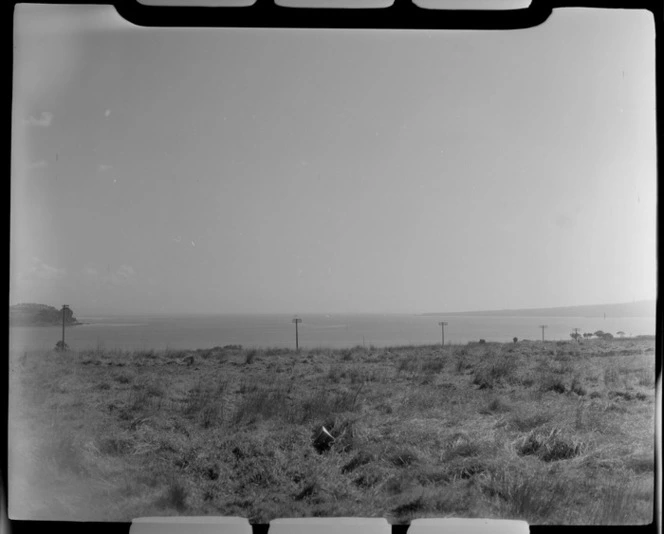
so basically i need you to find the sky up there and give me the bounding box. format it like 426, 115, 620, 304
11, 5, 656, 315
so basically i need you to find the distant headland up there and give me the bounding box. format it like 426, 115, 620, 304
420, 299, 656, 318
9, 303, 81, 326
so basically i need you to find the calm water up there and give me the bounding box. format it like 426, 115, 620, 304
9, 313, 656, 352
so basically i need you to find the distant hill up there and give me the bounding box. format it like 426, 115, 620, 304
9, 303, 81, 326
421, 300, 656, 318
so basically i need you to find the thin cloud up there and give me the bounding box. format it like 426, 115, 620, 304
112, 264, 136, 286
82, 263, 137, 287
28, 160, 47, 169
18, 257, 66, 281
24, 112, 53, 127
104, 109, 111, 117
82, 265, 99, 278
97, 164, 112, 172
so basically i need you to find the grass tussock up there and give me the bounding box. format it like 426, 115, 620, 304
516, 426, 585, 462
471, 352, 518, 389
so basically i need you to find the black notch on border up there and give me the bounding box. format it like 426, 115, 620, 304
114, 0, 557, 29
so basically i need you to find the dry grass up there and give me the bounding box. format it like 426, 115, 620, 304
9, 337, 656, 524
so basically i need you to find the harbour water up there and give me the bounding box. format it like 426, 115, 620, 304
9, 313, 657, 352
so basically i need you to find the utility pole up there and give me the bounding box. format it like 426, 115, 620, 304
292, 317, 302, 351
61, 305, 70, 350
539, 324, 547, 342
438, 322, 448, 347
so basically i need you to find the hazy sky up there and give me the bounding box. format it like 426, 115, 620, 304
11, 5, 656, 315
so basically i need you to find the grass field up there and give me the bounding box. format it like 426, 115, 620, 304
8, 337, 656, 524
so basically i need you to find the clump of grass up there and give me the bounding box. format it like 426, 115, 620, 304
636, 369, 654, 388
603, 366, 620, 387
233, 384, 291, 425
294, 480, 322, 501
472, 353, 518, 389
397, 357, 418, 374
625, 453, 654, 474
391, 494, 427, 516
608, 390, 646, 402
113, 372, 133, 384
421, 357, 445, 374
159, 479, 188, 512
479, 395, 511, 414
443, 433, 483, 460
327, 365, 343, 383
341, 450, 375, 473
98, 435, 134, 456
200, 402, 224, 429
445, 441, 482, 460
297, 384, 364, 424
516, 426, 585, 462
386, 446, 420, 468
45, 432, 87, 475
128, 386, 151, 411
348, 367, 366, 384
353, 470, 382, 489
570, 377, 587, 396
481, 468, 568, 522
588, 480, 654, 524
540, 373, 566, 394
245, 349, 258, 364
238, 381, 259, 395
472, 368, 495, 389
552, 361, 575, 375
183, 380, 227, 428
455, 353, 471, 373
553, 351, 572, 362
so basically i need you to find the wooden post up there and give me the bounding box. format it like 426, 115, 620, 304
539, 325, 547, 342
438, 322, 448, 347
61, 305, 70, 350
292, 317, 302, 351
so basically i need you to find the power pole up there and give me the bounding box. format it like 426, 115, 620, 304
61, 305, 70, 350
438, 322, 448, 347
292, 317, 302, 351
539, 324, 547, 342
